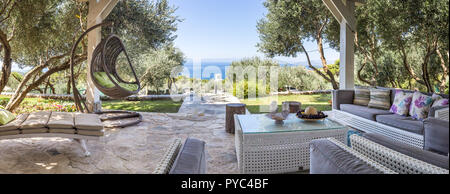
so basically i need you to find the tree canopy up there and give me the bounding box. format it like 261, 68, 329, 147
257, 0, 340, 89
257, 0, 449, 93
1, 0, 183, 111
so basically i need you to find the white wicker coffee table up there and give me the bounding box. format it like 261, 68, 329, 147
235, 114, 347, 174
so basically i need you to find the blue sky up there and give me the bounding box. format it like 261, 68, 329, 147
169, 0, 340, 64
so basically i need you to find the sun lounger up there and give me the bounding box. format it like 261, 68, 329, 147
0, 111, 104, 156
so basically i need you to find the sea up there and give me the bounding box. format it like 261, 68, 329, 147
182, 60, 319, 80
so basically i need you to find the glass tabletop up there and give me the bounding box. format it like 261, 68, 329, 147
237, 114, 345, 134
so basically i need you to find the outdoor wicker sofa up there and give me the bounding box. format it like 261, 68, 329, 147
153, 137, 207, 174
310, 133, 449, 174
330, 87, 449, 154
0, 111, 104, 156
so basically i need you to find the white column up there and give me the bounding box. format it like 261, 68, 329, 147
338, 1, 355, 90
84, 0, 118, 112
339, 21, 355, 89
86, 8, 102, 112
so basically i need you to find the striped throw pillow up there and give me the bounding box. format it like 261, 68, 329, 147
353, 88, 370, 106
368, 89, 391, 110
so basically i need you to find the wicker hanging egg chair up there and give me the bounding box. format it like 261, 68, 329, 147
90, 34, 140, 98
70, 22, 142, 128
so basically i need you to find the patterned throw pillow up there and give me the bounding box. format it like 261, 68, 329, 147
353, 88, 370, 106
431, 94, 449, 107
389, 90, 413, 116
368, 89, 391, 110
409, 92, 434, 120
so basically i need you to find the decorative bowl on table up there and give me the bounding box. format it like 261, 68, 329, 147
296, 106, 327, 121
266, 110, 290, 124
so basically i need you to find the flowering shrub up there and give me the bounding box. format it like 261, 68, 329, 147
9, 98, 77, 115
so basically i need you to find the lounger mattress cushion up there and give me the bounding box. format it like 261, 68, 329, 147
340, 104, 393, 121
20, 111, 51, 129
47, 112, 74, 129
74, 113, 103, 130
21, 128, 48, 134
0, 130, 20, 136
0, 114, 29, 131
49, 128, 76, 134
77, 129, 104, 136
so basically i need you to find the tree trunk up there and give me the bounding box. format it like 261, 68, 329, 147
317, 36, 339, 89
436, 47, 448, 93
357, 56, 373, 86
0, 29, 12, 94
301, 45, 338, 89
66, 76, 71, 94
6, 54, 85, 111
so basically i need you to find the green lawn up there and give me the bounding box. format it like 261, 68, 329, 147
0, 95, 182, 114
102, 100, 182, 113
240, 94, 332, 114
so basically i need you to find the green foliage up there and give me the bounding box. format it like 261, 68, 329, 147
227, 57, 278, 98
257, 0, 340, 89
278, 66, 331, 91
104, 0, 180, 59
256, 0, 338, 57
4, 0, 183, 98
354, 0, 449, 92
138, 44, 185, 91
10, 0, 85, 66
228, 57, 331, 99
327, 60, 339, 77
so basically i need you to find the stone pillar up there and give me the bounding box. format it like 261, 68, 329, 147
282, 101, 301, 113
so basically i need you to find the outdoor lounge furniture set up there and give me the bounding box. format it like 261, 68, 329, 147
0, 111, 104, 156
330, 87, 449, 154
315, 87, 449, 174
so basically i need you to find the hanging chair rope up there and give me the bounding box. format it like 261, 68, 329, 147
70, 22, 142, 128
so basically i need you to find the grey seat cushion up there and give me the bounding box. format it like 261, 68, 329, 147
49, 128, 76, 134
340, 104, 392, 121
0, 130, 20, 136
47, 112, 74, 129
424, 118, 449, 155
0, 113, 29, 131
309, 139, 382, 174
77, 129, 104, 136
362, 133, 449, 170
169, 138, 206, 174
74, 113, 103, 130
375, 114, 424, 134
20, 111, 51, 129
21, 128, 48, 134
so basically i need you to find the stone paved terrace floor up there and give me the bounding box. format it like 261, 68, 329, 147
0, 93, 242, 174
